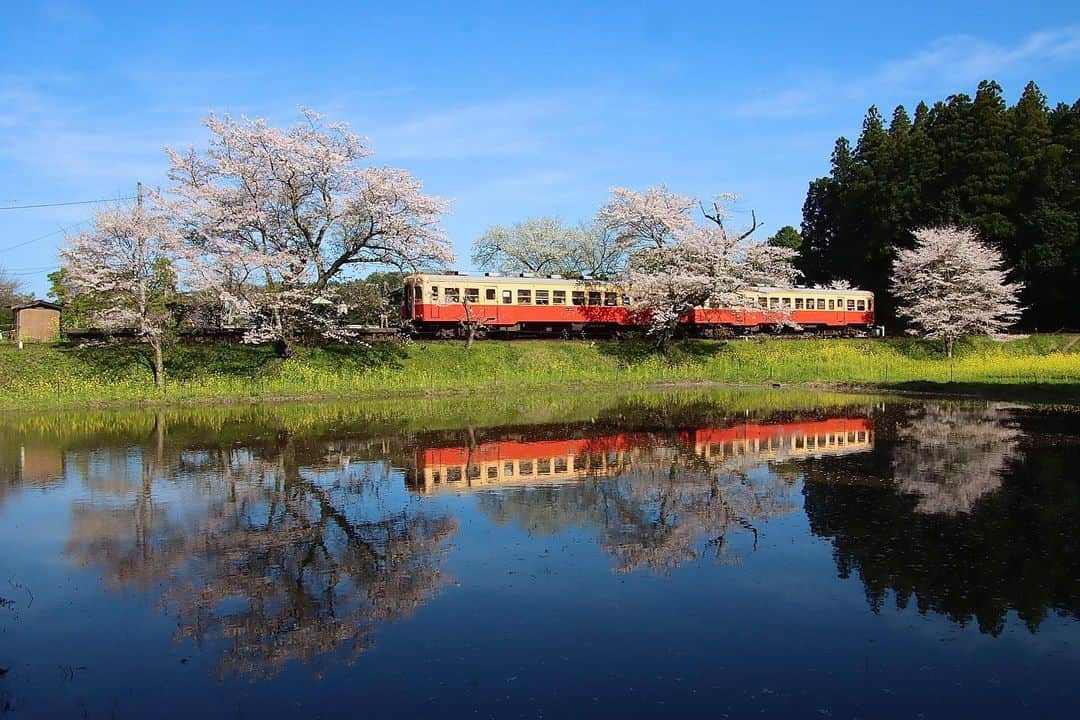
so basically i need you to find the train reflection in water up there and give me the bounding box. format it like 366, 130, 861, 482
408, 417, 875, 494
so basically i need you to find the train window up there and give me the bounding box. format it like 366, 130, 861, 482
795, 435, 804, 449
486, 288, 496, 301
536, 290, 550, 305
487, 465, 498, 479
431, 470, 441, 484
502, 290, 513, 304
769, 297, 780, 309
758, 296, 768, 308
537, 459, 551, 475
468, 464, 481, 480
553, 290, 566, 305
795, 298, 804, 310
816, 299, 826, 310
445, 287, 460, 303
782, 297, 792, 309
868, 298, 873, 311
554, 458, 568, 473
622, 295, 631, 306
414, 285, 422, 300
828, 299, 835, 310
604, 292, 617, 306
517, 289, 532, 304
504, 462, 514, 476
857, 300, 866, 311
847, 299, 855, 311
447, 467, 462, 483
431, 285, 439, 300
588, 291, 602, 305
572, 291, 585, 305
465, 288, 480, 303
519, 460, 533, 475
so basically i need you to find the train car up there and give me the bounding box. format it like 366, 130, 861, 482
402, 272, 875, 338
402, 273, 632, 337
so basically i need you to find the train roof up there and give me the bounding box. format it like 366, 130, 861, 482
405, 272, 872, 295
752, 286, 874, 296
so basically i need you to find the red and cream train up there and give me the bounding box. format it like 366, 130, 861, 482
400, 272, 875, 338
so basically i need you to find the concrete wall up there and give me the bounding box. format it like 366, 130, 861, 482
15, 307, 60, 342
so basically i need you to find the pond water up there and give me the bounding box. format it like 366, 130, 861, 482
1, 389, 1078, 718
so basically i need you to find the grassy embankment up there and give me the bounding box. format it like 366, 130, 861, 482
1, 335, 1078, 409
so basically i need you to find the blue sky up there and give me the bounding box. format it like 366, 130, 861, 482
2, 0, 1078, 296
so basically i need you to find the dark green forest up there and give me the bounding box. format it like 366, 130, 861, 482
801, 80, 1080, 330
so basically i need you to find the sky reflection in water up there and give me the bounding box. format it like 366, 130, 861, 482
0, 390, 1078, 718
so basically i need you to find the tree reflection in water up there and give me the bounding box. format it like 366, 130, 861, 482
806, 401, 1080, 635
63, 428, 457, 679
892, 402, 1022, 514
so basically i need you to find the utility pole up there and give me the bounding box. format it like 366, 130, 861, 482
137, 181, 143, 208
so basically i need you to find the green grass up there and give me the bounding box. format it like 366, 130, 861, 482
1, 334, 1079, 410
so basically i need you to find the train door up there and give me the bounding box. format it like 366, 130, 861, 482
483, 285, 499, 325
428, 284, 440, 320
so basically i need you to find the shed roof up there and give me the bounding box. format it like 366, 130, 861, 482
11, 300, 62, 312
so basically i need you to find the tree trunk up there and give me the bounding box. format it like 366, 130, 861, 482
274, 337, 294, 359
463, 299, 475, 349
946, 337, 954, 359
151, 340, 165, 389
656, 319, 679, 355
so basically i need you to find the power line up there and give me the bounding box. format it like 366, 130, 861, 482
0, 219, 91, 253
1, 267, 58, 276
0, 195, 137, 211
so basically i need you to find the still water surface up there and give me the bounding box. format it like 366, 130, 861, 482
1, 389, 1078, 718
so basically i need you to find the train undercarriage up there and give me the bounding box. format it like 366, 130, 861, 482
411, 321, 875, 341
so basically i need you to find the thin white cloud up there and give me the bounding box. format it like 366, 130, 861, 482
0, 77, 195, 185
372, 95, 600, 160
878, 28, 1080, 86
38, 0, 100, 30
736, 27, 1080, 118
733, 88, 819, 119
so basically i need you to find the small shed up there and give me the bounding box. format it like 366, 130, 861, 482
11, 300, 61, 342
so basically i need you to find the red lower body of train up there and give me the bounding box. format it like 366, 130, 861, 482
404, 302, 875, 338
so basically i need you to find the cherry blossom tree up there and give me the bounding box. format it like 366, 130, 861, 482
471, 217, 576, 275
566, 221, 644, 278
891, 226, 1023, 358
472, 217, 641, 279
165, 109, 453, 356
60, 203, 181, 387
601, 187, 798, 349
597, 185, 696, 250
